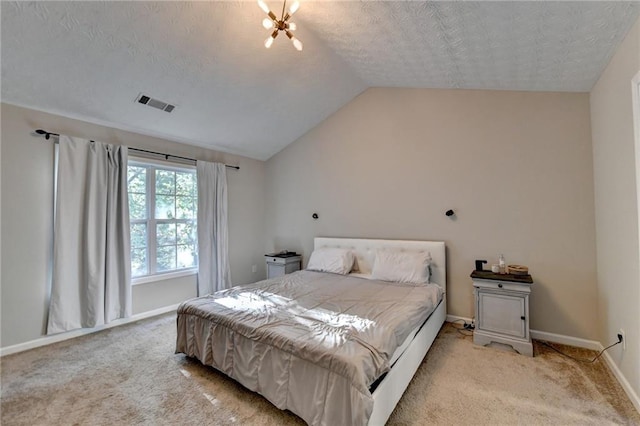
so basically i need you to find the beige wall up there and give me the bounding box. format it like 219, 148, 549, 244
591, 17, 640, 402
265, 87, 597, 339
0, 103, 267, 348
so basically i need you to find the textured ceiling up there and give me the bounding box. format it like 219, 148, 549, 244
306, 1, 640, 91
2, 1, 639, 160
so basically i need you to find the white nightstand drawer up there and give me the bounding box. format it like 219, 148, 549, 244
473, 279, 531, 294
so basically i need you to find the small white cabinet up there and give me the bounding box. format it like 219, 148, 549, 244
265, 255, 302, 279
472, 271, 533, 357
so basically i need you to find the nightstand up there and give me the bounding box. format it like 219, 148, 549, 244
471, 270, 534, 357
265, 254, 302, 279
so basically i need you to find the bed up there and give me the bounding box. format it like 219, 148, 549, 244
176, 237, 447, 425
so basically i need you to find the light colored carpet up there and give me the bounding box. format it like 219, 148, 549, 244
1, 314, 638, 425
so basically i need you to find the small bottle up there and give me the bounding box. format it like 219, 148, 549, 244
498, 254, 506, 274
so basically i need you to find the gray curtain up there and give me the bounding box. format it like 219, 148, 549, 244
47, 135, 131, 334
196, 161, 231, 295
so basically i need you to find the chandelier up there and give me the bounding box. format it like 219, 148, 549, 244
258, 0, 302, 51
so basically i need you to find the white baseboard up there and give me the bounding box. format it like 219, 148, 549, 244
529, 330, 601, 351
446, 314, 473, 324
0, 304, 180, 357
445, 316, 600, 350
601, 348, 640, 413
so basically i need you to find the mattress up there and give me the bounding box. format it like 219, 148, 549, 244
176, 270, 443, 426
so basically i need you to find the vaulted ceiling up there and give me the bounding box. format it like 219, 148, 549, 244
2, 1, 639, 160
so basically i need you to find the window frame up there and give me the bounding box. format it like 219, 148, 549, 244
128, 157, 198, 284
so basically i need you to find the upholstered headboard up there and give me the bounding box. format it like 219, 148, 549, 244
314, 237, 446, 287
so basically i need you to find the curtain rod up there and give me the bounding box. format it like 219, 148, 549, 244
34, 129, 240, 170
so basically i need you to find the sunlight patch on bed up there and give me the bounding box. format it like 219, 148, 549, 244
215, 292, 278, 311
214, 290, 376, 347
179, 369, 191, 378
290, 308, 377, 348
301, 309, 375, 332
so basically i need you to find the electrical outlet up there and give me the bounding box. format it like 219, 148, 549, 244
619, 329, 626, 350
251, 264, 257, 273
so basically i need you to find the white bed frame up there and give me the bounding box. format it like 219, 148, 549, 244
314, 237, 447, 426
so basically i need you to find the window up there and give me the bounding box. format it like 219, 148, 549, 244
128, 160, 197, 278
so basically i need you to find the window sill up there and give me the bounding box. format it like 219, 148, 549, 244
132, 269, 197, 286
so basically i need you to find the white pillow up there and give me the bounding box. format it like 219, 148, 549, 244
306, 248, 355, 275
371, 250, 431, 284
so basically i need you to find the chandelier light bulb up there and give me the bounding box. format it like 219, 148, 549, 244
289, 1, 300, 15
265, 36, 275, 48
257, 0, 270, 14
262, 18, 275, 29
288, 22, 297, 31
265, 30, 279, 48
292, 37, 303, 51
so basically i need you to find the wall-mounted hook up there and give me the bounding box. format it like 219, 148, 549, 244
312, 213, 319, 220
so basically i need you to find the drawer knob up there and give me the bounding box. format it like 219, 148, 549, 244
521, 316, 526, 320
498, 283, 503, 288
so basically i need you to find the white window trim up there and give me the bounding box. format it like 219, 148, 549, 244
129, 154, 196, 170
132, 268, 197, 286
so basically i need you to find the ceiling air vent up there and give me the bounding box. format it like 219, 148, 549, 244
135, 93, 176, 113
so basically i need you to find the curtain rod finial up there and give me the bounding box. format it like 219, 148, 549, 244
35, 129, 53, 140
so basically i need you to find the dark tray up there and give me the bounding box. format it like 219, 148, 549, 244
470, 270, 533, 284
265, 253, 299, 258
